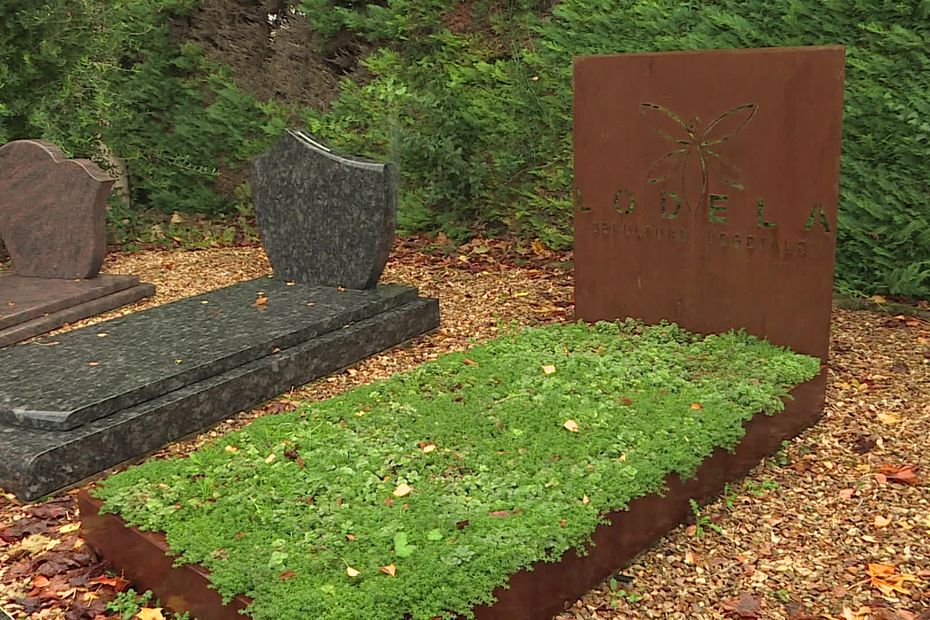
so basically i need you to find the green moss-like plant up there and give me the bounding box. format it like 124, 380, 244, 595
95, 320, 820, 619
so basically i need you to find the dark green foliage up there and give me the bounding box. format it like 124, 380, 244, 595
96, 320, 819, 620
4, 1, 927, 294
1, 0, 290, 221
306, 0, 930, 296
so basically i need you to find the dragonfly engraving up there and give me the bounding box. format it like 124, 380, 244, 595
641, 102, 757, 210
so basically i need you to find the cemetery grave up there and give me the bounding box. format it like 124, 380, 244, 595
0, 140, 154, 348
67, 45, 859, 619
0, 132, 439, 501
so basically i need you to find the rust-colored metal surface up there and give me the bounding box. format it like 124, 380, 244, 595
78, 492, 250, 620
79, 374, 824, 620
573, 46, 845, 361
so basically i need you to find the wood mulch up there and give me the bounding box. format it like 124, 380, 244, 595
1, 238, 927, 620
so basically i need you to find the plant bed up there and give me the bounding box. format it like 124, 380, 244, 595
80, 320, 824, 620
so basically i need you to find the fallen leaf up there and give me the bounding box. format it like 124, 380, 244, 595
877, 412, 901, 425
690, 402, 704, 410
873, 515, 892, 528
380, 564, 397, 577
32, 576, 51, 589
92, 576, 130, 591
224, 445, 238, 453
581, 495, 590, 505
722, 591, 761, 618
488, 510, 511, 518
877, 464, 920, 485
346, 566, 360, 577
279, 570, 296, 581
462, 358, 478, 366
563, 419, 580, 433
135, 608, 165, 620
393, 483, 413, 497
871, 294, 887, 305
542, 364, 556, 375
868, 563, 921, 597
419, 442, 436, 454
838, 488, 855, 500
264, 453, 276, 464
618, 397, 634, 406
58, 522, 80, 534
254, 294, 268, 307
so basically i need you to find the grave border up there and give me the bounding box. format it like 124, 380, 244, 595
79, 373, 825, 620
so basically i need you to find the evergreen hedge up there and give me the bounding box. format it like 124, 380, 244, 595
2, 1, 927, 296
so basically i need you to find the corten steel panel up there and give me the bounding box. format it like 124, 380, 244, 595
573, 46, 845, 361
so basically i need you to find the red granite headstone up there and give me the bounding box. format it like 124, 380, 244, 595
573, 46, 845, 361
0, 139, 112, 279
0, 139, 154, 346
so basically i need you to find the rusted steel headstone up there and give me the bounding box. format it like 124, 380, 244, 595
573, 46, 845, 361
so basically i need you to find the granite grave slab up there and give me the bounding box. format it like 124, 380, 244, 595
0, 278, 417, 431
0, 134, 440, 500
0, 274, 155, 348
250, 130, 396, 289
0, 293, 439, 500
0, 139, 154, 346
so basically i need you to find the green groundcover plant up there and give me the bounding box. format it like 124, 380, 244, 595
95, 320, 820, 619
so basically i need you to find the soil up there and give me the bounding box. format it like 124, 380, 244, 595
169, 0, 371, 113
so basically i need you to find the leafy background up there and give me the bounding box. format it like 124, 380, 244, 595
1, 0, 928, 296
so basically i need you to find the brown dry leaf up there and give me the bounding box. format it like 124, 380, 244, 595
32, 576, 51, 589
254, 294, 268, 307
462, 358, 478, 366
581, 495, 590, 505
877, 412, 901, 425
690, 402, 704, 410
838, 488, 855, 500
563, 419, 580, 433
279, 570, 296, 581
135, 608, 165, 620
873, 514, 892, 528
840, 607, 871, 620
93, 576, 130, 592
380, 564, 397, 577
419, 442, 436, 454
393, 483, 413, 497
345, 566, 360, 578
721, 591, 761, 618
877, 464, 920, 485
871, 295, 887, 305
542, 364, 556, 375
867, 563, 921, 597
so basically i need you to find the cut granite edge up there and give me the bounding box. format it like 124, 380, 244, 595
0, 274, 141, 330
2, 282, 419, 431
77, 372, 826, 620
0, 297, 439, 500
0, 283, 154, 348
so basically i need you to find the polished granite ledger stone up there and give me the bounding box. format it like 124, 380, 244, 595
0, 274, 154, 348
0, 278, 417, 430
0, 296, 440, 501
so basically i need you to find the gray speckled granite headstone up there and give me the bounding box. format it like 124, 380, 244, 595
250, 130, 397, 289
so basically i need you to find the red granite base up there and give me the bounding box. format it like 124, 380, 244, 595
0, 274, 154, 347
79, 373, 825, 620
